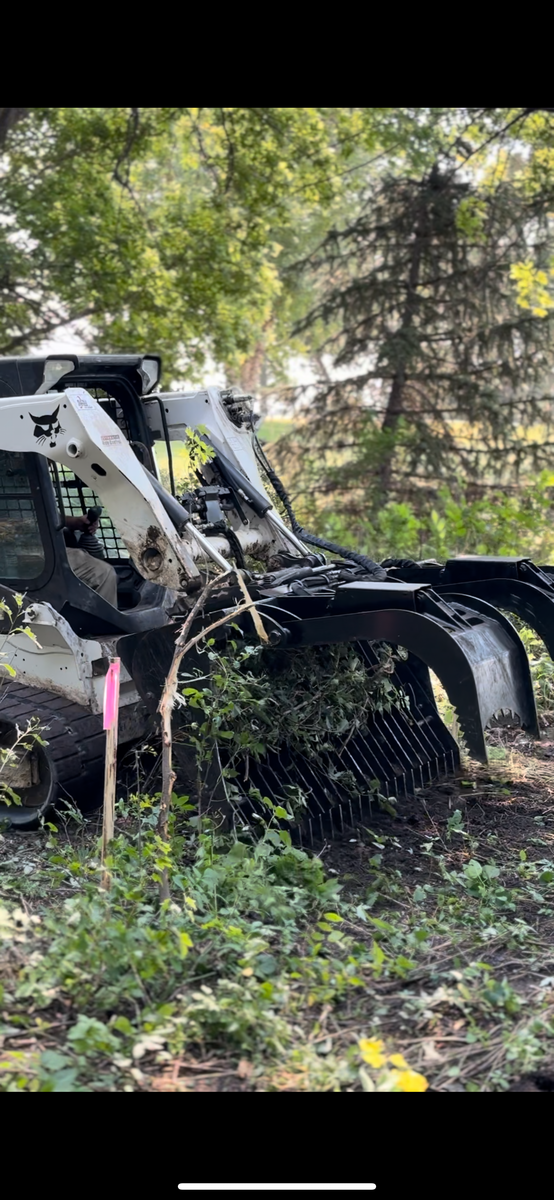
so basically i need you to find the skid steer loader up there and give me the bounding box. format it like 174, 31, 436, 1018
0, 354, 539, 834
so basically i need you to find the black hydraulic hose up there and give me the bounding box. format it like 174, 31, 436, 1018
381, 557, 420, 568
157, 397, 176, 497
203, 520, 247, 570
252, 434, 388, 581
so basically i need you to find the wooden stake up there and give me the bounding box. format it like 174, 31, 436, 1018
101, 657, 120, 890
157, 575, 265, 902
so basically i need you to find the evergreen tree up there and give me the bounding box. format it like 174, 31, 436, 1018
290, 160, 554, 516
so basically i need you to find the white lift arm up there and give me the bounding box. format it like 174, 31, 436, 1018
143, 386, 308, 559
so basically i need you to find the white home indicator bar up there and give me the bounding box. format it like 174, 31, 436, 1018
178, 1188, 376, 1193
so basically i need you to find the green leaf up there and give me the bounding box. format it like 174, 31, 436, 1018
47, 1068, 80, 1092
40, 1050, 71, 1071
178, 931, 193, 958
254, 953, 277, 979
371, 940, 386, 976
274, 806, 290, 819
368, 916, 394, 932
227, 841, 249, 860
112, 1016, 134, 1036
264, 830, 282, 847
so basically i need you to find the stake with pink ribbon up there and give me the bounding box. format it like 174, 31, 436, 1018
101, 658, 120, 889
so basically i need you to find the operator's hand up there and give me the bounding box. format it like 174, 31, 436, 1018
64, 515, 100, 535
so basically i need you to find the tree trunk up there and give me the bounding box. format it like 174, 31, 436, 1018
240, 341, 266, 393
377, 174, 435, 496
225, 319, 273, 397
157, 575, 266, 903
0, 108, 28, 149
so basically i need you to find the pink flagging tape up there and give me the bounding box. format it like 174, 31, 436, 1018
103, 659, 121, 731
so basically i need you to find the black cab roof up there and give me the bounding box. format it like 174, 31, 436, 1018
0, 353, 161, 398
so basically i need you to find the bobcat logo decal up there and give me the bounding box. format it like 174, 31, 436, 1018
29, 406, 65, 448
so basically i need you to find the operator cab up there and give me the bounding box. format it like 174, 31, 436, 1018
0, 354, 173, 638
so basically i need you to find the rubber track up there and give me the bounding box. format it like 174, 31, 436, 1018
0, 681, 106, 807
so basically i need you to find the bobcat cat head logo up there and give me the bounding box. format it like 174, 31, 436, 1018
29, 406, 65, 448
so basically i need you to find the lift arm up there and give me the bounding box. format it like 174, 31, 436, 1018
143, 386, 309, 559
2, 386, 218, 590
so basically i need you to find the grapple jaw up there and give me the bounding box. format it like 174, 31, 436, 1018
259, 581, 539, 764
387, 555, 554, 664
442, 558, 554, 663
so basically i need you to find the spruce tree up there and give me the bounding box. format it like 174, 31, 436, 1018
291, 160, 554, 516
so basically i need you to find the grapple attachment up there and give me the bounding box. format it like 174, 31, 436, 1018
120, 580, 537, 837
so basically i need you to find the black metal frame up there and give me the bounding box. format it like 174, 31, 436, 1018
13, 456, 170, 636
0, 451, 57, 592
388, 556, 554, 664
0, 353, 162, 402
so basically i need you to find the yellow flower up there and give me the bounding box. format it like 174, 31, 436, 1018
393, 1069, 429, 1092
359, 1039, 387, 1068
388, 1053, 409, 1069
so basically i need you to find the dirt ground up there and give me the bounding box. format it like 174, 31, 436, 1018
317, 729, 554, 1093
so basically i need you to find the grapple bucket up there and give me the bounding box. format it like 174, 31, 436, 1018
119, 580, 537, 837
256, 581, 539, 762
225, 641, 459, 844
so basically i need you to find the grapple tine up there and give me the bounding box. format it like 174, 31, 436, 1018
440, 591, 539, 739
438, 576, 554, 663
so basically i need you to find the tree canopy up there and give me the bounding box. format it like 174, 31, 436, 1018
2, 107, 541, 383
3, 105, 554, 521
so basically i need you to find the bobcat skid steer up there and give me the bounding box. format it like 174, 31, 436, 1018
0, 354, 539, 833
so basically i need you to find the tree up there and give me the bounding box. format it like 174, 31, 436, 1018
1, 107, 506, 384
0, 107, 410, 379
287, 157, 554, 520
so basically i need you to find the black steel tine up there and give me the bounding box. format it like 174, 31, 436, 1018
381, 709, 424, 770
357, 720, 400, 789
